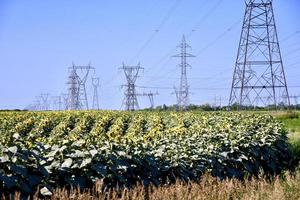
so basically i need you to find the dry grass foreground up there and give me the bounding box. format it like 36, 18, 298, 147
2, 173, 300, 200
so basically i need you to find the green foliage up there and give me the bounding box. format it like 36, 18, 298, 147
274, 111, 299, 120
0, 111, 293, 196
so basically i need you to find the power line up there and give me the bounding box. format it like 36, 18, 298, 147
145, 17, 242, 82
283, 47, 300, 57
129, 0, 183, 64
137, 86, 229, 90
138, 85, 300, 91
103, 0, 183, 89
143, 1, 225, 76
187, 0, 224, 36
144, 16, 294, 86
286, 61, 300, 69
194, 18, 242, 57
137, 91, 159, 109
281, 30, 300, 42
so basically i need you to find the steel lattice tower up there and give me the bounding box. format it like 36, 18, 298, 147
229, 0, 290, 109
92, 77, 100, 110
39, 93, 50, 111
66, 67, 80, 110
145, 91, 159, 109
67, 63, 94, 110
53, 96, 63, 111
173, 35, 195, 110
120, 63, 143, 111
137, 91, 159, 109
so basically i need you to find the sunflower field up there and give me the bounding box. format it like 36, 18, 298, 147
0, 111, 292, 196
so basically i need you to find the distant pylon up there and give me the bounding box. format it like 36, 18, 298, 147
66, 67, 80, 110
137, 91, 159, 109
120, 62, 143, 111
38, 93, 50, 111
146, 91, 159, 109
92, 77, 100, 110
33, 98, 41, 111
291, 95, 300, 105
66, 63, 94, 110
229, 0, 290, 109
284, 95, 300, 106
173, 35, 195, 110
53, 96, 63, 111
61, 93, 68, 110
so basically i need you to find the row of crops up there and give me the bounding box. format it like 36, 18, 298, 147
0, 111, 293, 196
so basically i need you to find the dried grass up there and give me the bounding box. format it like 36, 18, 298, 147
2, 173, 300, 200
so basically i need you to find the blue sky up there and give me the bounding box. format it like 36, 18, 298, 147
0, 0, 299, 110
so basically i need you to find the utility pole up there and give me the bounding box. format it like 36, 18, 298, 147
229, 0, 290, 110
92, 77, 100, 110
66, 63, 94, 110
173, 35, 195, 110
120, 62, 143, 111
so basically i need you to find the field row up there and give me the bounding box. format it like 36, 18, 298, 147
0, 111, 293, 197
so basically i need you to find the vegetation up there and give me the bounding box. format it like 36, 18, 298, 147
3, 172, 300, 200
144, 104, 300, 112
273, 111, 300, 163
0, 111, 293, 198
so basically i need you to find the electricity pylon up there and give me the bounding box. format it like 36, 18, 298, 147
229, 0, 290, 109
52, 96, 63, 111
145, 91, 159, 109
66, 63, 94, 110
39, 93, 50, 111
61, 93, 68, 110
137, 91, 159, 109
284, 95, 300, 107
92, 77, 100, 110
290, 95, 300, 106
66, 67, 80, 110
173, 35, 195, 110
120, 62, 143, 111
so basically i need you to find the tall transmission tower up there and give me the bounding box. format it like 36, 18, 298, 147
291, 95, 300, 106
66, 67, 80, 110
66, 63, 94, 110
137, 91, 159, 109
39, 93, 50, 111
92, 77, 100, 110
52, 96, 63, 111
145, 91, 159, 109
61, 93, 68, 110
229, 0, 290, 109
173, 35, 195, 110
284, 95, 300, 106
120, 63, 143, 111
30, 98, 41, 111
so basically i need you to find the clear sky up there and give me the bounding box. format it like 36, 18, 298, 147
0, 0, 299, 110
